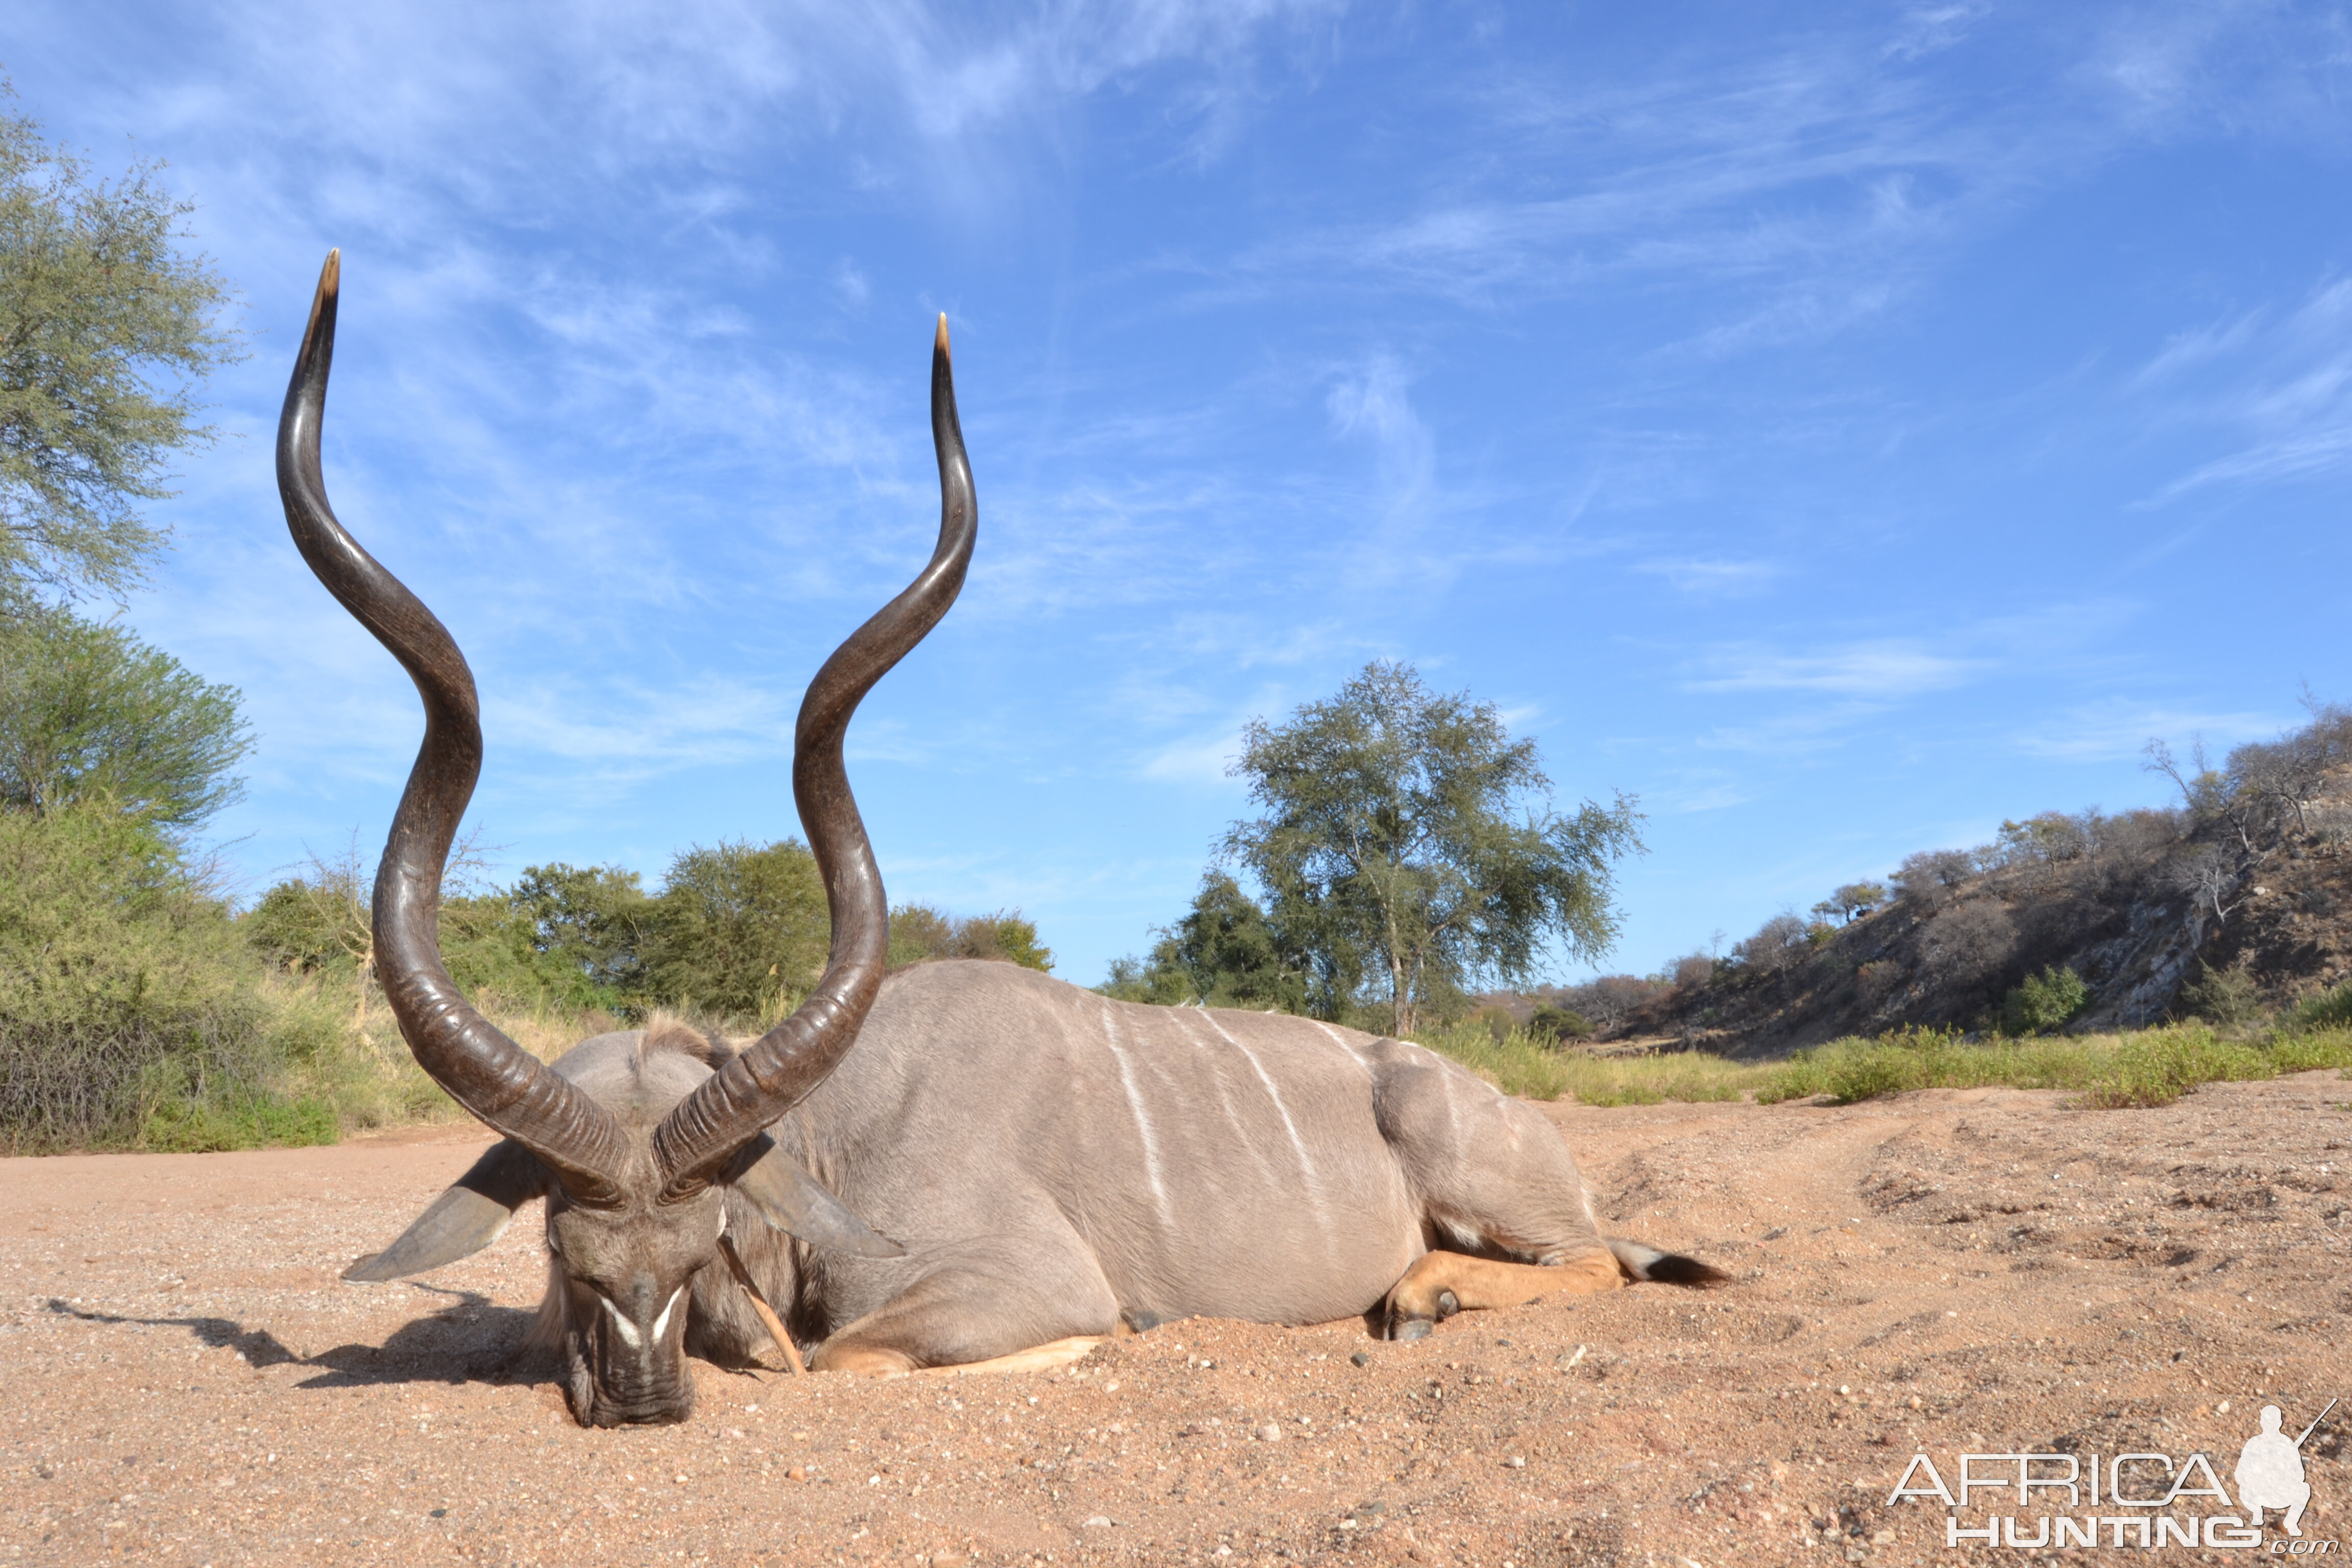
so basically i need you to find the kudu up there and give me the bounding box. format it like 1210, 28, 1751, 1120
287, 254, 1724, 1428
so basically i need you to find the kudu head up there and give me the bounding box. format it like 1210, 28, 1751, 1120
277, 252, 975, 1425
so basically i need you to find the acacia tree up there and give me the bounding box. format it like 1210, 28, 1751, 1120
1222, 662, 1643, 1035
2, 96, 239, 604
0, 606, 250, 827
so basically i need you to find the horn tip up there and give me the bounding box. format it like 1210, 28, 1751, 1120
935, 312, 949, 358
320, 249, 341, 295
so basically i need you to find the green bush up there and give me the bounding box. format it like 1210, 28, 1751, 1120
1527, 1004, 1592, 1043
2080, 1027, 2278, 1109
0, 806, 343, 1150
1753, 1023, 2352, 1110
2181, 961, 2265, 1025
1755, 1026, 2105, 1105
2290, 981, 2352, 1031
2001, 965, 2089, 1035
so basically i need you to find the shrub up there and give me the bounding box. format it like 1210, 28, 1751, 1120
1527, 1003, 1592, 1043
1671, 952, 1715, 988
0, 806, 342, 1150
2002, 965, 2089, 1036
1919, 900, 2017, 989
2180, 961, 2264, 1025
2079, 1027, 2276, 1109
2291, 981, 2352, 1031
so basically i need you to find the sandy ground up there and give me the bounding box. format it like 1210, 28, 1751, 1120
5, 1074, 2348, 1567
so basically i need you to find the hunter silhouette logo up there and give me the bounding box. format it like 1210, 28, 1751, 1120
1888, 1397, 2339, 1550
2238, 1400, 2334, 1537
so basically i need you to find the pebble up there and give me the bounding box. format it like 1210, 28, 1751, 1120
1255, 1423, 1282, 1442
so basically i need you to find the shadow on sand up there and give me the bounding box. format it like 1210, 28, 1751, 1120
47, 1285, 557, 1390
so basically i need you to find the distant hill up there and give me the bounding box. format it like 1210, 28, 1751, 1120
1508, 705, 2352, 1059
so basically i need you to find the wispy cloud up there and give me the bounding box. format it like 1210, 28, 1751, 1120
1688, 639, 1979, 698
1635, 556, 1784, 598
1138, 727, 1246, 786
1323, 350, 1438, 584
2139, 278, 2352, 501
2015, 698, 2285, 763
1693, 703, 1893, 756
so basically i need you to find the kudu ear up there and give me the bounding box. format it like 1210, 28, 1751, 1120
725, 1135, 904, 1259
343, 1139, 551, 1282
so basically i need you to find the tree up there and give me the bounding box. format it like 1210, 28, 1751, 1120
0, 605, 250, 827
889, 902, 1055, 973
1734, 912, 1809, 975
640, 839, 828, 1026
508, 863, 650, 995
2144, 738, 2270, 857
1223, 662, 1643, 1035
1826, 880, 1888, 922
1549, 973, 1664, 1033
1670, 952, 1715, 988
1893, 848, 1974, 909
1097, 872, 1305, 1011
2, 96, 239, 603
2165, 844, 2245, 926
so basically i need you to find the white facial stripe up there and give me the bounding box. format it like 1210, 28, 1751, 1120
650, 1285, 685, 1343
601, 1294, 643, 1350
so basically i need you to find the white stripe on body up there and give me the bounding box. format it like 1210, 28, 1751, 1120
1310, 1019, 1376, 1077
1196, 1010, 1334, 1240
1097, 999, 1177, 1232
1170, 1011, 1290, 1197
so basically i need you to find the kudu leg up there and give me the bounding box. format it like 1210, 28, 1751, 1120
1381, 1248, 1622, 1341
810, 1261, 1120, 1377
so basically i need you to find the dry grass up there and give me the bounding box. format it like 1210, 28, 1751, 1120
1412, 1019, 2352, 1110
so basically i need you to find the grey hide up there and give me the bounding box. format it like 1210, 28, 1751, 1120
738, 961, 1647, 1366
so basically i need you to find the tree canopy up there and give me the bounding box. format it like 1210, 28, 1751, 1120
1100, 870, 1306, 1011
0, 605, 250, 827
887, 902, 1055, 973
1221, 660, 1643, 1034
2, 94, 239, 604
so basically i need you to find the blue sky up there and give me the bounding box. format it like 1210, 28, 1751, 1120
13, 2, 2352, 987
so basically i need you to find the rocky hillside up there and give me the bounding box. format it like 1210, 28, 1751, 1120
1612, 713, 2352, 1058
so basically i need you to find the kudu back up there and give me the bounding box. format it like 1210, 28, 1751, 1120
286, 256, 1720, 1426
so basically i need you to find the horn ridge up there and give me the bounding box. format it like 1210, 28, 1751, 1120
653, 321, 976, 1193
275, 252, 630, 1205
